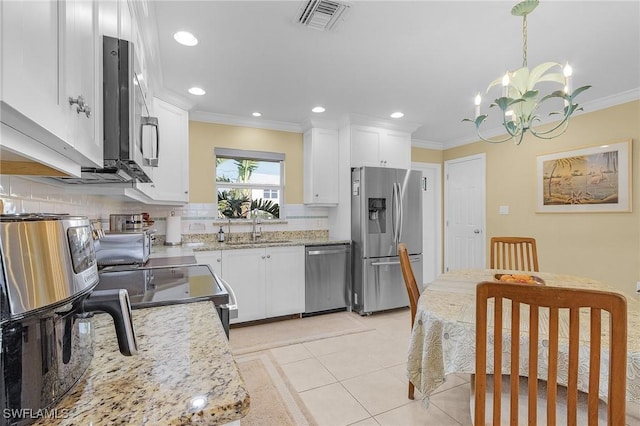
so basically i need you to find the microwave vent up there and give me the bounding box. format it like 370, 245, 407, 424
296, 0, 351, 31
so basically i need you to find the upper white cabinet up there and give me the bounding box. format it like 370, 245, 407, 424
350, 125, 411, 169
135, 98, 189, 204
0, 0, 101, 172
303, 128, 339, 205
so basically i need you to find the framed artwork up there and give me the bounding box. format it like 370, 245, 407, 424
536, 140, 632, 213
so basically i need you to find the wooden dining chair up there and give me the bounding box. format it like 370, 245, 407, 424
475, 281, 628, 426
398, 242, 421, 400
490, 237, 539, 272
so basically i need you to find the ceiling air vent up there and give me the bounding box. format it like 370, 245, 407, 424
297, 0, 351, 31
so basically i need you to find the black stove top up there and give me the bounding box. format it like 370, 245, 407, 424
96, 264, 229, 309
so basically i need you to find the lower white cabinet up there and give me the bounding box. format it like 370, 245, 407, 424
196, 246, 305, 324
194, 250, 222, 277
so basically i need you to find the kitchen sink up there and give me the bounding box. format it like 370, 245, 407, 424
225, 240, 292, 246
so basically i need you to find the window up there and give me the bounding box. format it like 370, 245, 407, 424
263, 189, 278, 199
215, 148, 284, 219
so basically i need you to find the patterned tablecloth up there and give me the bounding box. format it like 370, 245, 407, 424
407, 269, 640, 403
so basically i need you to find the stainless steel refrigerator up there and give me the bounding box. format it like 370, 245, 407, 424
351, 166, 423, 315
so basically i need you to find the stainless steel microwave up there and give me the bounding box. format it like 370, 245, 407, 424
100, 35, 159, 183
56, 36, 159, 184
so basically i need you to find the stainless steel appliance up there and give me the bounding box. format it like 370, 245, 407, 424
109, 213, 144, 232
304, 243, 351, 315
351, 167, 423, 315
96, 231, 153, 267
97, 264, 237, 337
0, 214, 137, 426
54, 36, 159, 184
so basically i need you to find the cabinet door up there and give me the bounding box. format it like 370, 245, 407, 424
194, 251, 222, 277
265, 246, 305, 317
351, 126, 381, 167
304, 128, 339, 204
381, 130, 411, 169
1, 0, 68, 144
221, 248, 265, 323
64, 0, 101, 167
144, 98, 189, 203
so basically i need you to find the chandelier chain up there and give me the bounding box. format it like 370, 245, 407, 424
522, 15, 528, 67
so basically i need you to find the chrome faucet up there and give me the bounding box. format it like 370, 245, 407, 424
252, 217, 262, 241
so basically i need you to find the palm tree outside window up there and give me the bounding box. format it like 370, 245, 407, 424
215, 148, 284, 219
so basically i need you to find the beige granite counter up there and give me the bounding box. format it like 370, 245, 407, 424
192, 237, 351, 252
34, 302, 249, 425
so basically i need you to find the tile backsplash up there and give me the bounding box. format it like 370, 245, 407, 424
0, 176, 329, 236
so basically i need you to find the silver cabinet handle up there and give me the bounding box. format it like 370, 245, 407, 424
474, 229, 481, 234
68, 95, 91, 118
266, 254, 271, 259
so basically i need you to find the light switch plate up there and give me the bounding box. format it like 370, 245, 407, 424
499, 205, 509, 215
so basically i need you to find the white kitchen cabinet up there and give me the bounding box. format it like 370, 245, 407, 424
264, 245, 305, 318
64, 0, 101, 167
350, 125, 411, 169
221, 248, 267, 323
135, 98, 189, 204
220, 246, 305, 324
303, 128, 339, 205
0, 0, 101, 171
194, 251, 223, 278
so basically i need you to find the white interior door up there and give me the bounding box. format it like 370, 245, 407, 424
444, 154, 486, 272
412, 162, 442, 288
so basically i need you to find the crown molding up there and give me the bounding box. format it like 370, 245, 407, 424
341, 113, 422, 133
580, 87, 640, 113
300, 117, 339, 132
189, 111, 303, 133
411, 138, 444, 150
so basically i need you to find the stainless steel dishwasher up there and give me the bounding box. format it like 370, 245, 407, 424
304, 243, 351, 315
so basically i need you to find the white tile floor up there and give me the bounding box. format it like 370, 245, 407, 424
241, 308, 473, 425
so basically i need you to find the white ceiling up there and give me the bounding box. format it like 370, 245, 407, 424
149, 1, 640, 148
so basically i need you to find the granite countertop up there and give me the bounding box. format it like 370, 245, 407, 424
34, 302, 249, 425
191, 238, 351, 251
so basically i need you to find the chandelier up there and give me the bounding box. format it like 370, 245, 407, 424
464, 0, 590, 145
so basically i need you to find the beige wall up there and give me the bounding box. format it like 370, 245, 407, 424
189, 121, 303, 204
444, 100, 640, 296
412, 146, 443, 164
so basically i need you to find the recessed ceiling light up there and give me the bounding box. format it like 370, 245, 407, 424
252, 112, 262, 117
188, 87, 206, 96
390, 112, 404, 118
312, 106, 325, 113
173, 31, 198, 46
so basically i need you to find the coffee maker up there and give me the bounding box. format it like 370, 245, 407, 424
0, 214, 138, 425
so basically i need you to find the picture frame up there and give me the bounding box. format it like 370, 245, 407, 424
536, 139, 632, 213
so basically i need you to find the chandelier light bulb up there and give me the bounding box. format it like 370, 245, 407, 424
563, 63, 573, 77
501, 73, 510, 97
474, 93, 482, 118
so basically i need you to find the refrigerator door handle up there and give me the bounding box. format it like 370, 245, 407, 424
398, 182, 404, 242
371, 260, 401, 266
393, 182, 401, 243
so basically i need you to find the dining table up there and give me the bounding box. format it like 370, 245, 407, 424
406, 269, 640, 411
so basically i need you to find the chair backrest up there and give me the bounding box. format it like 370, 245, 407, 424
490, 237, 539, 272
475, 281, 627, 426
398, 243, 420, 327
